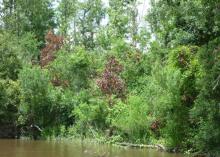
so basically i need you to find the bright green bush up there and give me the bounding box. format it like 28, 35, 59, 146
19, 66, 77, 132
73, 93, 109, 133
110, 96, 150, 143
145, 65, 186, 148
19, 66, 52, 127
141, 45, 200, 149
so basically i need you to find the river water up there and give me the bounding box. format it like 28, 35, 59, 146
0, 139, 185, 157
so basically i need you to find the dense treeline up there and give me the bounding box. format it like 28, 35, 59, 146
0, 0, 220, 156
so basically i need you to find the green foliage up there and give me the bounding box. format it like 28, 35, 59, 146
58, 0, 105, 49
19, 65, 79, 128
57, 0, 77, 35
168, 46, 199, 70
0, 79, 20, 125
146, 65, 186, 147
110, 96, 150, 143
108, 0, 138, 39
18, 33, 40, 64
19, 66, 52, 126
140, 46, 201, 149
1, 0, 220, 156
189, 39, 220, 156
49, 47, 92, 92
74, 96, 108, 131
0, 0, 56, 44
0, 31, 39, 80
147, 0, 220, 46
121, 51, 150, 91
0, 32, 22, 80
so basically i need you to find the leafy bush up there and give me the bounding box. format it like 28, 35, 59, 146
0, 80, 20, 125
0, 32, 22, 80
97, 56, 125, 101
110, 95, 150, 143
19, 66, 52, 127
190, 39, 220, 155
49, 47, 92, 91
73, 94, 109, 134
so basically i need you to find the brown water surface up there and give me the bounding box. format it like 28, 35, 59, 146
0, 139, 185, 157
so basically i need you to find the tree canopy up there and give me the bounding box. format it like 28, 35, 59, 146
0, 0, 220, 156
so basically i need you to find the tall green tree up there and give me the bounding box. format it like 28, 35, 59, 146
147, 0, 220, 47
58, 0, 105, 49
75, 0, 105, 49
0, 0, 56, 44
57, 0, 77, 36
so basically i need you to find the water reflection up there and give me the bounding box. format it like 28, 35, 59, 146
0, 139, 185, 157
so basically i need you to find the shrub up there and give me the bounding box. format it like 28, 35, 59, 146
110, 95, 150, 143
0, 80, 20, 125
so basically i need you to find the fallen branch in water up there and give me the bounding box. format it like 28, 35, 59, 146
115, 142, 166, 151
